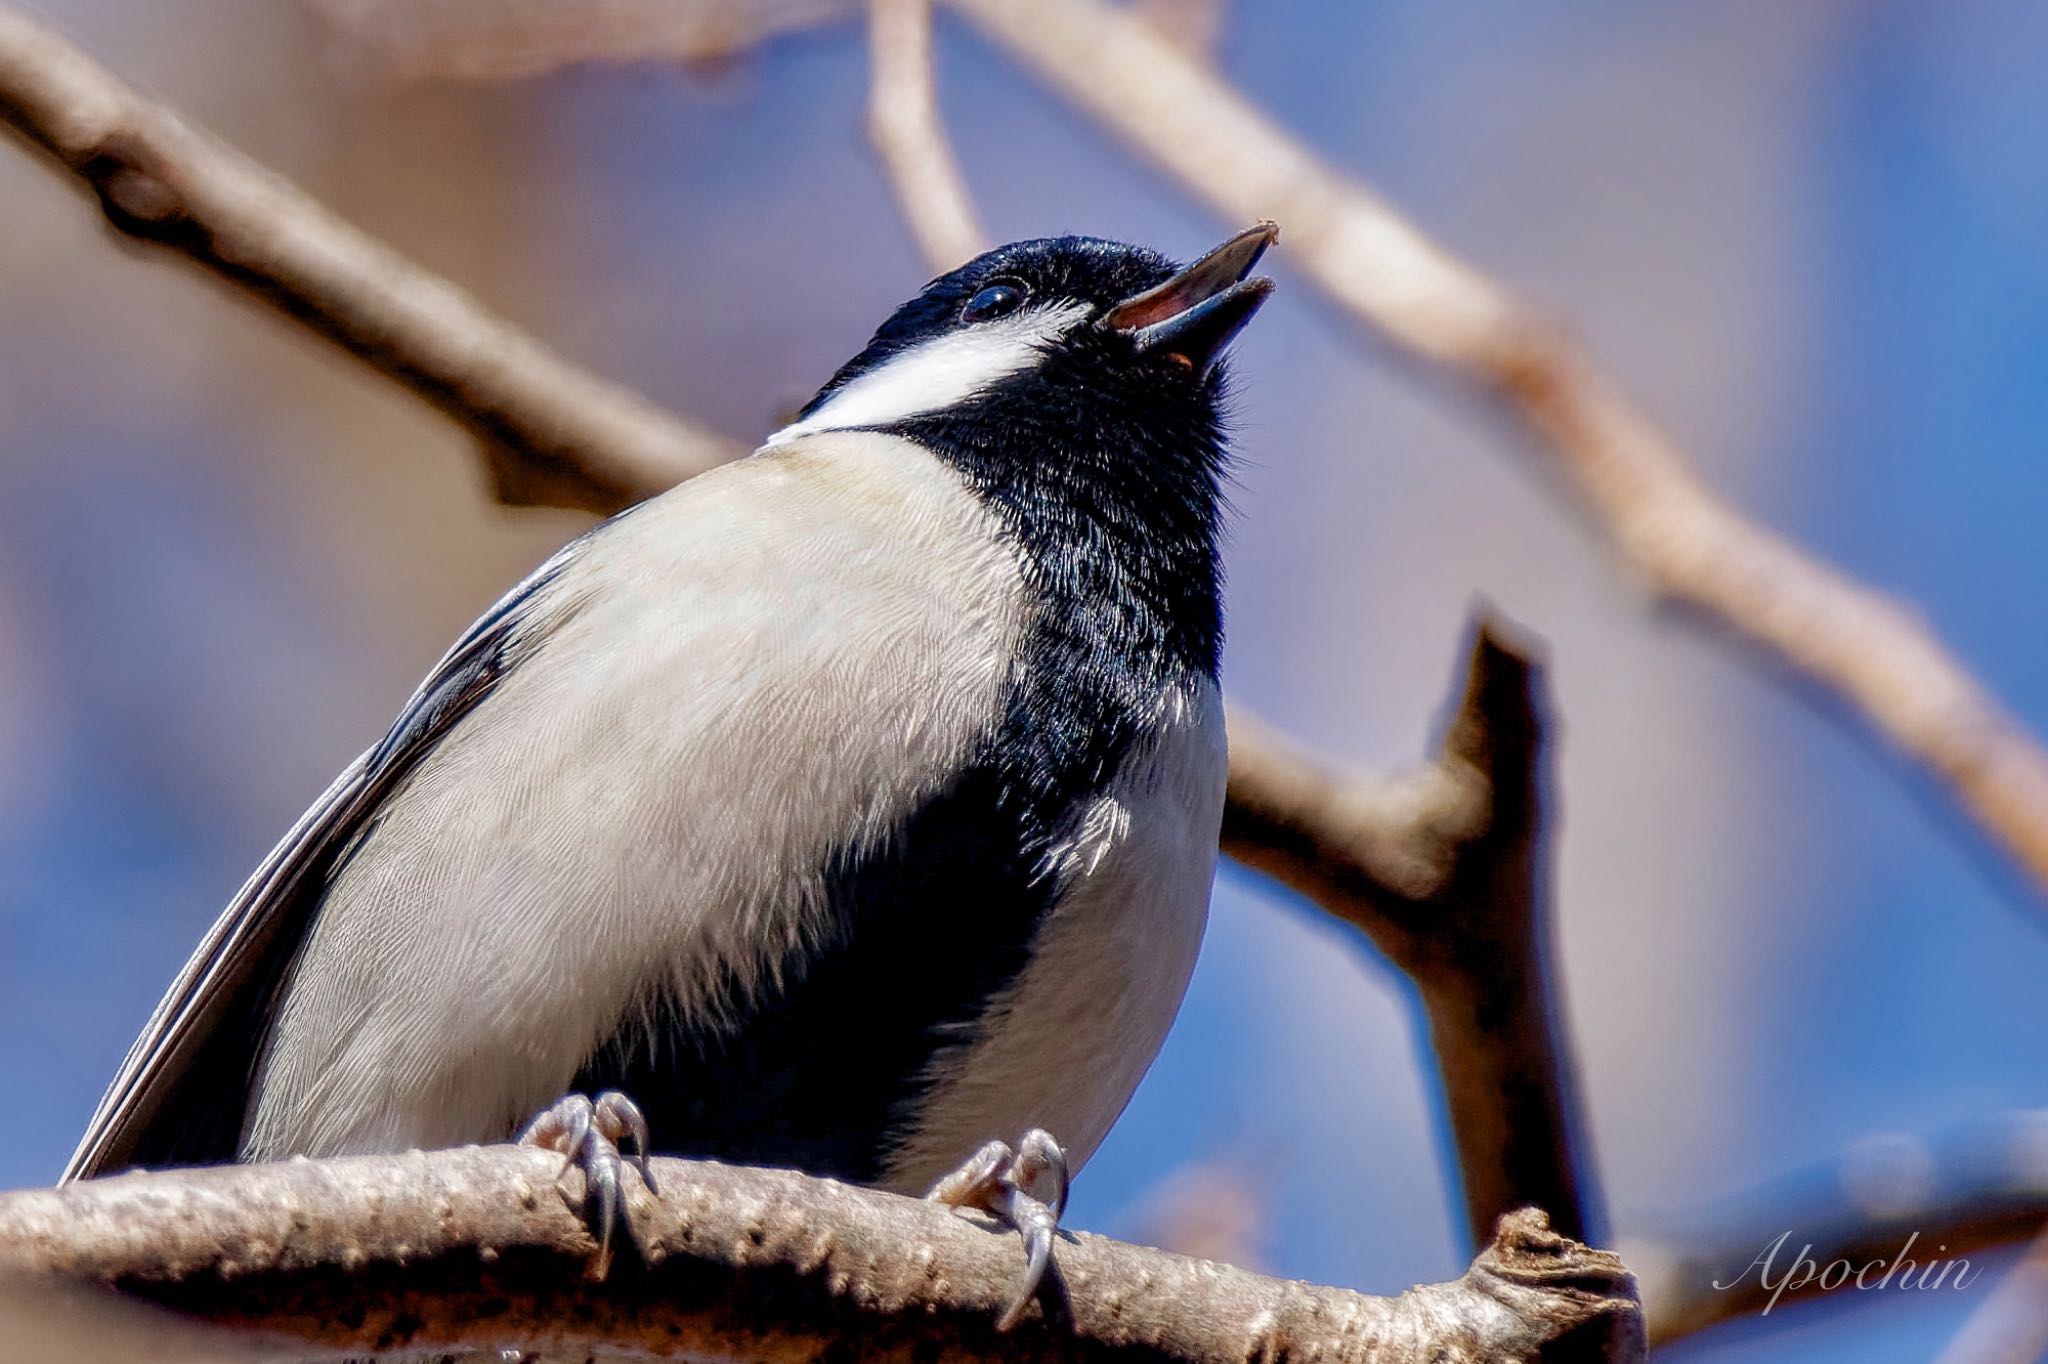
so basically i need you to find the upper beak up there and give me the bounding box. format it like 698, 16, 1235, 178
1105, 221, 1278, 376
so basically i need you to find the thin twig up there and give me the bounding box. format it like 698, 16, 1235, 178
0, 1149, 1645, 1362
307, 0, 858, 83
0, 4, 741, 515
868, 0, 987, 270
943, 0, 2048, 904
1224, 617, 1606, 1249
1636, 1113, 2048, 1346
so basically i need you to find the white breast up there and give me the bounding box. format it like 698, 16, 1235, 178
879, 681, 1227, 1193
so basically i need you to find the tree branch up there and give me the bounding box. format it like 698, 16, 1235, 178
1635, 1113, 2048, 1346
306, 0, 858, 83
0, 3, 741, 515
1224, 616, 1605, 1250
942, 0, 2048, 905
867, 0, 986, 271
0, 1150, 1643, 1362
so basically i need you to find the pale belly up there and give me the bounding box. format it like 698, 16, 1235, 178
878, 682, 1226, 1192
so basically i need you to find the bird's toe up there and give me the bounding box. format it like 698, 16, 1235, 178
518, 1090, 655, 1276
927, 1129, 1071, 1331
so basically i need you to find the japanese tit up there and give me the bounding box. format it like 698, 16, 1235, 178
68, 223, 1277, 1321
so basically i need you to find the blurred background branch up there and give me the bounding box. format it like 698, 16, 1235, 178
1224, 621, 1605, 1249
867, 0, 984, 272
303, 0, 858, 81
1636, 1113, 2048, 1347
0, 3, 740, 516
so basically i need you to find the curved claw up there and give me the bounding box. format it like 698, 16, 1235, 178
1001, 1189, 1061, 1331
518, 1090, 657, 1278
587, 1142, 622, 1265
928, 1129, 1072, 1331
597, 1089, 659, 1196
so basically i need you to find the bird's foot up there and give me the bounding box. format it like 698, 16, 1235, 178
517, 1089, 657, 1276
928, 1128, 1069, 1330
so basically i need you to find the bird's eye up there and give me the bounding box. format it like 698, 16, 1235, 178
962, 282, 1026, 323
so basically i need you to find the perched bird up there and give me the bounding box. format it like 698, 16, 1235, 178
66, 224, 1277, 1324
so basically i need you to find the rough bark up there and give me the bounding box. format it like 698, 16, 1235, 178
0, 1149, 1643, 1362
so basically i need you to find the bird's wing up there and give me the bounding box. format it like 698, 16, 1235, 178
231, 432, 1035, 1163
75, 432, 1030, 1175
62, 547, 586, 1181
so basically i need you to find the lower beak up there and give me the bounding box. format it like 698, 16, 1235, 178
1105, 222, 1278, 376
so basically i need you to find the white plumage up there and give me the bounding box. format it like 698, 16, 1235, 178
882, 680, 1223, 1190
767, 302, 1092, 445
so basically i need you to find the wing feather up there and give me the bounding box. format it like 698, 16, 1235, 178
62, 546, 583, 1180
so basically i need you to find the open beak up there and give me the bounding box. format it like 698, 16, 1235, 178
1105, 221, 1278, 376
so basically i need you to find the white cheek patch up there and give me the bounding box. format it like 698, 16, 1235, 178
767, 302, 1091, 445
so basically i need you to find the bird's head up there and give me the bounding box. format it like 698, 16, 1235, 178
770, 224, 1277, 463
770, 226, 1276, 681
